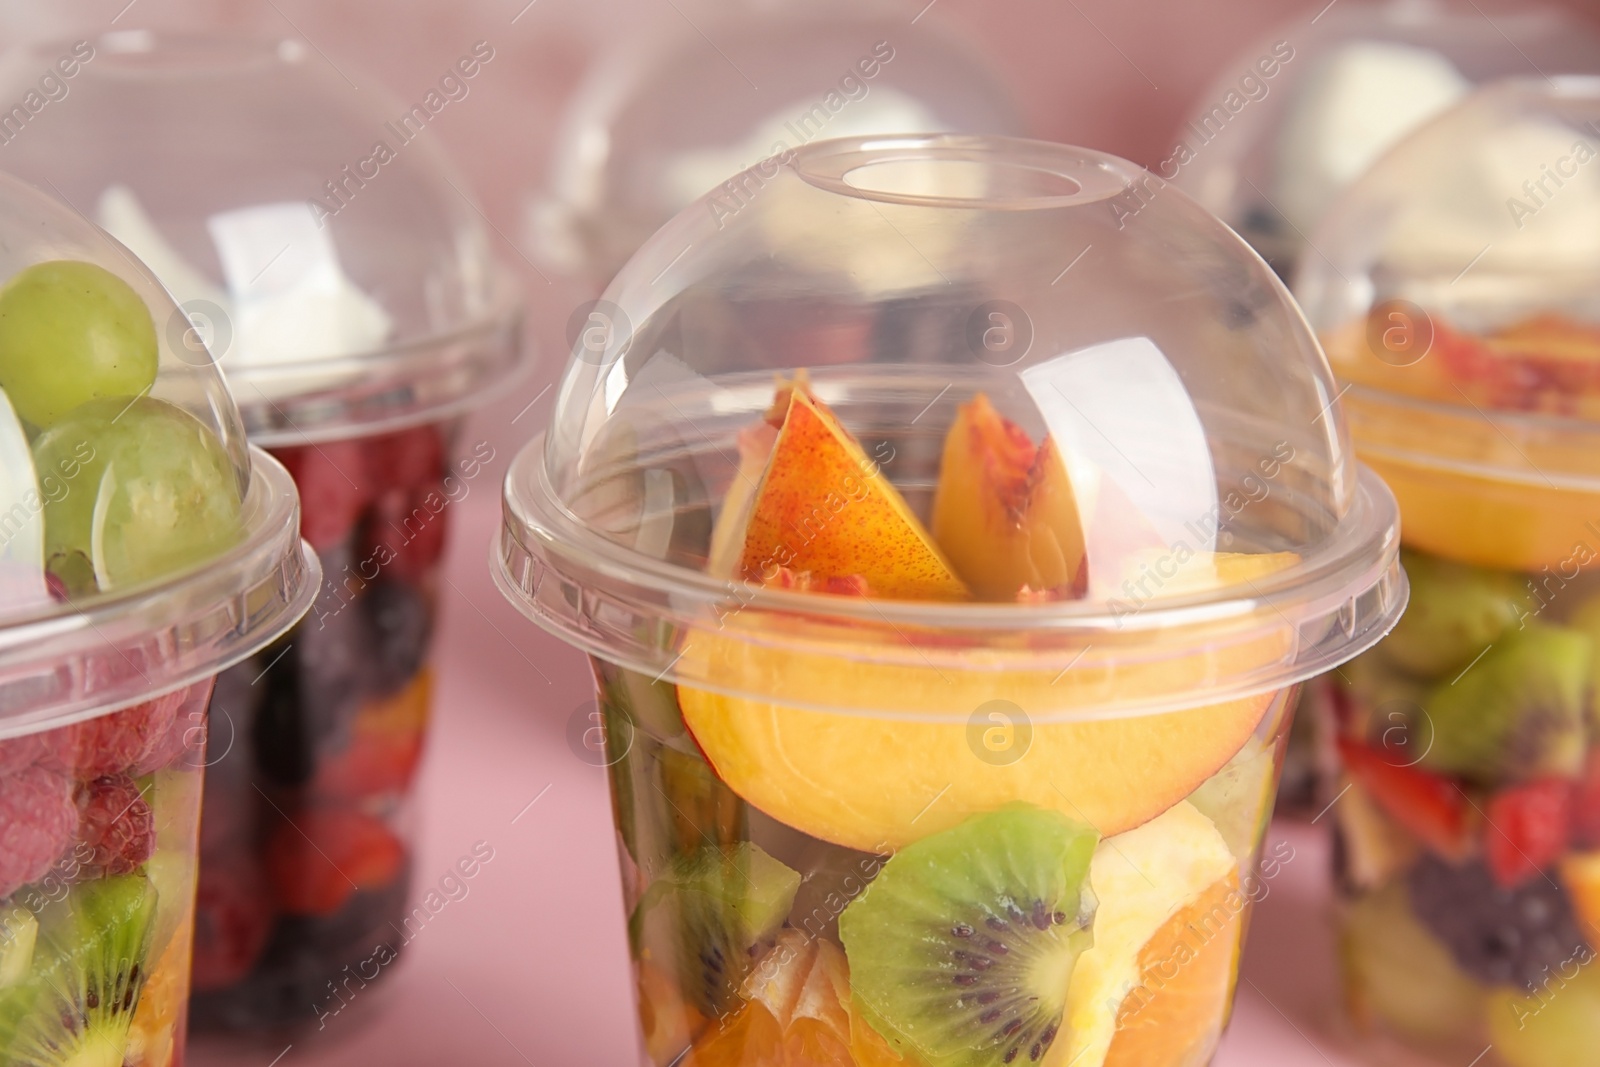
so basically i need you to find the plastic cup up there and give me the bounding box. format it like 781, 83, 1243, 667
1296, 78, 1600, 1066
497, 134, 1403, 1067
530, 0, 1025, 288
0, 31, 527, 1031
0, 173, 317, 1067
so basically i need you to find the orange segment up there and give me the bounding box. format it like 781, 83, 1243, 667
680, 931, 906, 1067
735, 381, 967, 601
1560, 851, 1600, 946
126, 902, 193, 1067
931, 393, 1086, 600
1102, 873, 1243, 1067
639, 960, 706, 1066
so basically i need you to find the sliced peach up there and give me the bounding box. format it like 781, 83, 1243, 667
678, 569, 1293, 851
931, 393, 1086, 601
729, 379, 967, 601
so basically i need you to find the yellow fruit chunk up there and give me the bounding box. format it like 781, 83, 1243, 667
682, 931, 904, 1067
1560, 851, 1600, 946
679, 550, 1295, 852
126, 904, 193, 1067
638, 960, 706, 1066
931, 393, 1086, 600
1050, 802, 1237, 1067
731, 380, 968, 601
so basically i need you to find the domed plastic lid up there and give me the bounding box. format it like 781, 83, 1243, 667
530, 0, 1025, 285
1295, 78, 1600, 570
0, 31, 524, 445
1171, 0, 1600, 278
498, 135, 1404, 720
0, 170, 318, 735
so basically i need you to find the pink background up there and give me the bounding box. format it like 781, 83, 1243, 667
3, 1, 1596, 1063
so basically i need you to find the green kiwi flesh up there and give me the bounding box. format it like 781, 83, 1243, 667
839, 805, 1099, 1067
0, 874, 157, 1067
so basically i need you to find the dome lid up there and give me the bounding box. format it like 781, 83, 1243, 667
530, 0, 1025, 285
0, 30, 525, 444
0, 170, 317, 732
498, 135, 1405, 719
1171, 0, 1600, 278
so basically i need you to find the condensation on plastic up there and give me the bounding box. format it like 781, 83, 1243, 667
496, 134, 1406, 721
0, 31, 526, 445
530, 0, 1025, 286
0, 171, 319, 734
1171, 0, 1600, 278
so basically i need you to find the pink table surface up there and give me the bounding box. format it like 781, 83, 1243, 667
188, 487, 1378, 1067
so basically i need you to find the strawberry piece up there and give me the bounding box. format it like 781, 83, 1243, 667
363, 488, 450, 584
74, 774, 155, 876
1573, 748, 1600, 848
364, 424, 446, 494
1484, 777, 1573, 889
265, 808, 404, 916
192, 851, 275, 991
38, 690, 184, 779
314, 731, 425, 802
273, 438, 371, 551
0, 765, 77, 898
1337, 736, 1469, 858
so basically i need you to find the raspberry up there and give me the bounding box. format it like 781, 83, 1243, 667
131, 682, 211, 777
0, 766, 77, 898
0, 733, 44, 776
73, 774, 155, 876
39, 690, 184, 779
363, 423, 445, 494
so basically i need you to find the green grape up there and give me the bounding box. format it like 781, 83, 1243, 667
31, 396, 241, 593
0, 260, 158, 429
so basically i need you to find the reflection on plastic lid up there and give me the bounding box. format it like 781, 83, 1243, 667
1020, 337, 1217, 598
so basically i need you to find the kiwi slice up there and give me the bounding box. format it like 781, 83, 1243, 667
1421, 622, 1589, 783
839, 805, 1098, 1067
1381, 550, 1529, 678
0, 874, 158, 1066
630, 842, 800, 1018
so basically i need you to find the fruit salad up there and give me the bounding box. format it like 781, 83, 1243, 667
189, 422, 453, 1029
0, 254, 271, 1067
595, 378, 1297, 1067
1321, 310, 1600, 1067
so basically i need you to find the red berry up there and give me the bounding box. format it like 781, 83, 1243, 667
1337, 736, 1470, 858
265, 808, 404, 916
73, 774, 155, 876
363, 488, 449, 583
130, 682, 211, 778
192, 851, 275, 991
363, 424, 446, 494
0, 733, 44, 776
314, 730, 425, 802
0, 766, 77, 898
1572, 747, 1600, 848
273, 438, 371, 551
38, 690, 184, 779
1484, 777, 1573, 888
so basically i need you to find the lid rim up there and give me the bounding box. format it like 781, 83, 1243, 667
0, 448, 322, 736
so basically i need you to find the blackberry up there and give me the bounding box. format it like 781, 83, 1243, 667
363, 580, 433, 693
1408, 854, 1589, 991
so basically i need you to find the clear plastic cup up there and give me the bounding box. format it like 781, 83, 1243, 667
1171, 0, 1600, 280
1296, 78, 1600, 1066
0, 172, 316, 1067
496, 134, 1404, 1067
529, 0, 1025, 287
0, 31, 526, 1031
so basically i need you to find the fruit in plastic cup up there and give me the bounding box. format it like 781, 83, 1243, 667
496, 135, 1404, 1066
0, 33, 529, 1030
1296, 78, 1600, 1066
0, 174, 317, 1066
